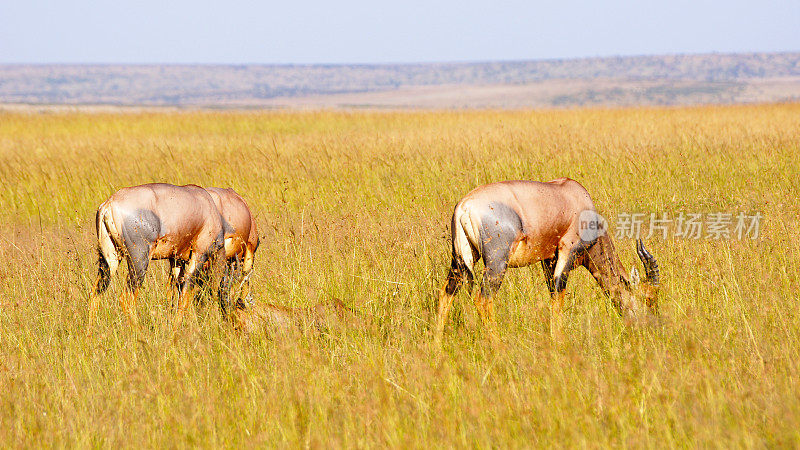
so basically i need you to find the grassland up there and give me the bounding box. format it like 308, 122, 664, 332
0, 104, 799, 447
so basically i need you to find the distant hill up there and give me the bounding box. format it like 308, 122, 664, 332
1, 52, 799, 109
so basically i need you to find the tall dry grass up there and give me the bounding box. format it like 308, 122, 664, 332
0, 104, 798, 447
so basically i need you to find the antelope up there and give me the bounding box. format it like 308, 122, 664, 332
168, 187, 260, 317
435, 178, 660, 345
91, 183, 227, 333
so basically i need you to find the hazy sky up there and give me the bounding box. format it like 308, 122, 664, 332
1, 0, 798, 64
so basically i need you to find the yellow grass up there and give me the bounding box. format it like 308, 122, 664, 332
0, 104, 798, 447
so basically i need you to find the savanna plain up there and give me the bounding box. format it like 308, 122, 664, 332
0, 104, 798, 447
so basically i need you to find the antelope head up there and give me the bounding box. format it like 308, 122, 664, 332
583, 236, 660, 324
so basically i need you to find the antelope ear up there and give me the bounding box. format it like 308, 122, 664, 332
630, 266, 640, 286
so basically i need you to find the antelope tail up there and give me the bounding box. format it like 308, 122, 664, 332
451, 203, 479, 277
94, 204, 122, 294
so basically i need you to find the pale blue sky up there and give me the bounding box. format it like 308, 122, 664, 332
1, 0, 798, 64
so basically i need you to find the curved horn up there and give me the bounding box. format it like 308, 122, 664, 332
636, 239, 660, 312
636, 239, 659, 285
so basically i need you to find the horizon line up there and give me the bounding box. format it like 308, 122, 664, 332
3, 49, 799, 68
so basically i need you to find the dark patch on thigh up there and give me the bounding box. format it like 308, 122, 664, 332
122, 209, 161, 258
479, 202, 523, 270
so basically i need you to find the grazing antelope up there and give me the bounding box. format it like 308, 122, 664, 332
168, 187, 260, 317
91, 183, 226, 333
435, 178, 660, 344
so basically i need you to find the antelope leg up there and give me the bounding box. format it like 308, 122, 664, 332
88, 291, 100, 335
172, 256, 200, 337
119, 290, 140, 329
473, 290, 499, 346
549, 290, 566, 341
435, 288, 455, 346
550, 244, 578, 340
